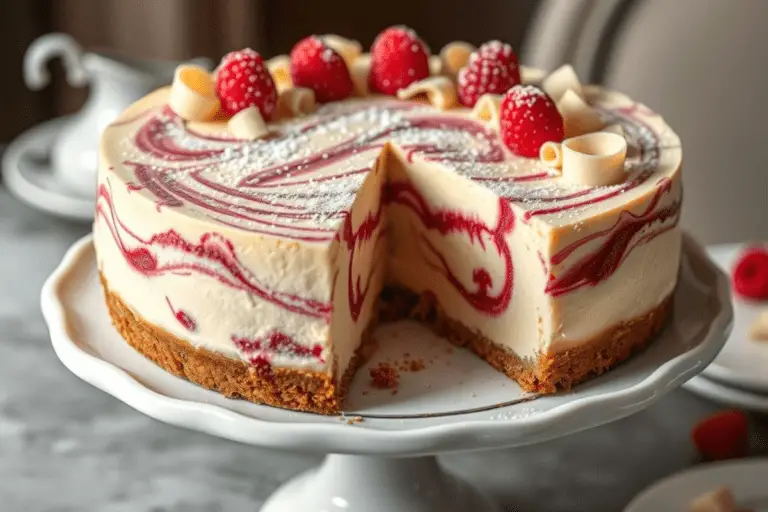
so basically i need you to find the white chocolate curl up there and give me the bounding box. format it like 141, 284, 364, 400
750, 310, 768, 342
471, 94, 503, 127
429, 56, 443, 76
439, 41, 475, 78
169, 65, 219, 122
267, 55, 292, 93
323, 35, 362, 66
542, 64, 584, 102
539, 142, 563, 169
396, 76, 457, 110
561, 132, 627, 187
276, 87, 316, 118
557, 89, 605, 138
228, 106, 269, 141
351, 54, 371, 97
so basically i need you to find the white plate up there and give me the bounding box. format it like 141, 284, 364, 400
703, 244, 768, 392
41, 234, 731, 456
684, 375, 768, 413
2, 117, 94, 222
625, 459, 768, 512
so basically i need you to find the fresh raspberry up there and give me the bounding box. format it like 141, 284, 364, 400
215, 48, 277, 118
457, 55, 516, 108
369, 26, 430, 95
499, 85, 564, 157
290, 36, 353, 103
477, 40, 521, 85
691, 410, 749, 461
732, 247, 768, 300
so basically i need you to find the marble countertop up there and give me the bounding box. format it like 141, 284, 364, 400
0, 186, 765, 512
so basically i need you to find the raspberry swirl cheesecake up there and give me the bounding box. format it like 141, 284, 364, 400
94, 27, 682, 414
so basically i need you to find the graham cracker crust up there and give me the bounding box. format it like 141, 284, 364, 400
100, 274, 359, 414
380, 286, 673, 394
101, 272, 672, 413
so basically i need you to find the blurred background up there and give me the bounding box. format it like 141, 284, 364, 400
2, 0, 766, 243
2, 0, 538, 141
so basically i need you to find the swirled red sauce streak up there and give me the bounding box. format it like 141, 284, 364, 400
96, 183, 332, 320
108, 98, 673, 325
232, 331, 325, 364
545, 179, 680, 297
127, 163, 184, 211
340, 209, 387, 322
523, 169, 655, 222
134, 111, 225, 161
387, 181, 515, 316
165, 297, 197, 332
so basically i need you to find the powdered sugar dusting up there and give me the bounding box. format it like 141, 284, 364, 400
111, 94, 668, 240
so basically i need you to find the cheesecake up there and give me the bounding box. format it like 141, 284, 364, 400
94, 30, 682, 414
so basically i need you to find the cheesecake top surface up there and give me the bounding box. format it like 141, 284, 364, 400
100, 76, 681, 243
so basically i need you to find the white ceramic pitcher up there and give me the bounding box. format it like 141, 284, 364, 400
23, 33, 211, 198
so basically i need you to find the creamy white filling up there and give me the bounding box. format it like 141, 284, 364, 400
95, 87, 682, 383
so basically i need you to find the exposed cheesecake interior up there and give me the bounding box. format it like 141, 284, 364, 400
94, 79, 682, 413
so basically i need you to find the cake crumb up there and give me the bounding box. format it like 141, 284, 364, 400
346, 416, 364, 425
408, 359, 425, 372
369, 363, 399, 389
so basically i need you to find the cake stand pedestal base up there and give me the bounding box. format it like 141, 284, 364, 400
260, 454, 499, 512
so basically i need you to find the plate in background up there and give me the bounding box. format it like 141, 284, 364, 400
625, 458, 768, 512
2, 117, 94, 222
703, 244, 768, 393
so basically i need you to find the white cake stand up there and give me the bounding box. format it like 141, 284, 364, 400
41, 234, 732, 512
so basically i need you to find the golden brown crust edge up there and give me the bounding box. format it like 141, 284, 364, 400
102, 273, 673, 413
101, 273, 355, 415
390, 287, 673, 394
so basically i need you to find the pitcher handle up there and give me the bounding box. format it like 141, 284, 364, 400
23, 33, 89, 90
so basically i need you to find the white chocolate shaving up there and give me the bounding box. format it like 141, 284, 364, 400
429, 55, 443, 76
169, 64, 219, 122
749, 310, 768, 342
688, 487, 736, 512
539, 142, 563, 169
267, 55, 292, 93
471, 94, 503, 127
276, 87, 316, 119
561, 132, 627, 187
351, 53, 371, 97
542, 64, 584, 102
323, 35, 362, 67
439, 41, 475, 78
557, 89, 605, 138
228, 106, 269, 141
396, 76, 457, 110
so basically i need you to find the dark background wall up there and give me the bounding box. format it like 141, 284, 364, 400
0, 0, 539, 142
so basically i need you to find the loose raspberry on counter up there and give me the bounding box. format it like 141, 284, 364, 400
215, 48, 278, 118
290, 36, 354, 103
369, 26, 431, 96
476, 40, 521, 86
457, 54, 516, 108
732, 247, 768, 300
499, 84, 564, 157
691, 410, 749, 461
